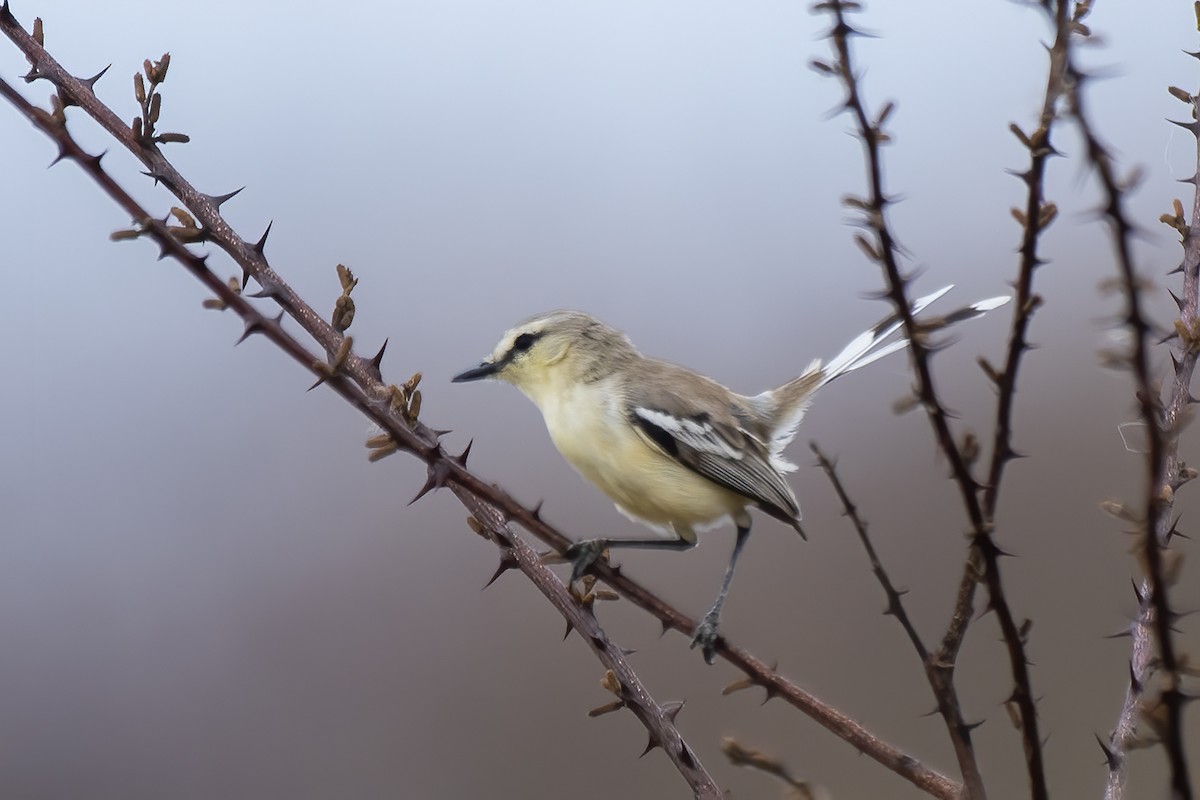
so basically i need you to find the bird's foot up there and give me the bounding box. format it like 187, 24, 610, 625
689, 610, 723, 665
563, 539, 608, 583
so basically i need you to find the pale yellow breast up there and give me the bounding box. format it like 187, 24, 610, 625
537, 380, 746, 529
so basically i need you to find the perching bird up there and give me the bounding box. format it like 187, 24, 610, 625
453, 287, 1009, 663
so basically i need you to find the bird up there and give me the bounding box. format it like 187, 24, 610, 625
452, 287, 1009, 663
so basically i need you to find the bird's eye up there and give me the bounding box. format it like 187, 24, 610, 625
512, 333, 536, 353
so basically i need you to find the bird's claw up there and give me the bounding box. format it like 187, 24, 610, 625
564, 540, 607, 583
689, 612, 722, 665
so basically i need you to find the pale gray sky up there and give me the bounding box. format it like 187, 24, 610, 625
1, 1, 1197, 797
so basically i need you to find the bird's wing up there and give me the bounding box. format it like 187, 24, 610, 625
626, 374, 801, 524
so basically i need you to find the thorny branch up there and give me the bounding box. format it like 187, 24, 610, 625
952, 0, 1072, 658
1064, 9, 1195, 799
0, 65, 724, 800
816, 1, 1048, 797
0, 5, 963, 798
810, 443, 986, 799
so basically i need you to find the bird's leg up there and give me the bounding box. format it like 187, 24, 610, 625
690, 522, 752, 665
564, 536, 694, 583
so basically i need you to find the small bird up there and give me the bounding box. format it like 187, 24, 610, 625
453, 288, 1009, 663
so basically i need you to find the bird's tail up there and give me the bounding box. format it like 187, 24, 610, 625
751, 286, 1010, 467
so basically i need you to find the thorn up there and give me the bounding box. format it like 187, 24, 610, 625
660, 618, 672, 638
531, 499, 545, 521
204, 187, 244, 208
974, 595, 996, 620
78, 64, 110, 91
368, 338, 388, 378
1169, 118, 1200, 137
760, 685, 778, 706
1167, 514, 1188, 542
1095, 733, 1119, 769
1128, 659, 1143, 694
640, 735, 661, 758
254, 221, 273, 255
562, 620, 574, 641
1178, 174, 1200, 186
662, 700, 685, 724
961, 718, 986, 734
453, 439, 473, 467
236, 317, 265, 344
139, 168, 175, 190
483, 550, 517, 589
408, 461, 451, 505
246, 286, 279, 299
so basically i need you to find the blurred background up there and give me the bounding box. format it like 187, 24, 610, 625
2, 1, 1198, 797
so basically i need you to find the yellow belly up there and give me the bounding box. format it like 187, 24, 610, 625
540, 383, 745, 529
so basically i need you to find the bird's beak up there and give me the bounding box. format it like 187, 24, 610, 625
452, 361, 500, 382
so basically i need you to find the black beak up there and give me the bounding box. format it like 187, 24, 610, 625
452, 362, 500, 382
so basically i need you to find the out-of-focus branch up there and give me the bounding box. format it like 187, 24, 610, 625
816, 2, 1048, 797
0, 67, 725, 800
810, 443, 986, 799
0, 6, 962, 797
721, 737, 820, 799
1064, 6, 1195, 796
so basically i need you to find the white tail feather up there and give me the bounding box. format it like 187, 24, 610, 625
820, 284, 953, 384
760, 285, 1010, 461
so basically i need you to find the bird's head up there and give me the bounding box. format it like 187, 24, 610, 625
452, 310, 635, 406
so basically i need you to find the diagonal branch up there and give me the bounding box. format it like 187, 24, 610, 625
810, 443, 986, 799
0, 7, 962, 797
0, 68, 723, 799
817, 2, 1048, 797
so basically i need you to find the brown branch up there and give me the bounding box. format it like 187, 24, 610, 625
817, 2, 1048, 797
810, 443, 986, 799
0, 7, 963, 797
939, 0, 1072, 667
0, 65, 725, 800
1063, 10, 1194, 798
457, 491, 722, 797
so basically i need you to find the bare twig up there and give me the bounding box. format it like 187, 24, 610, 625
817, 2, 1048, 796
810, 443, 986, 798
0, 67, 724, 800
0, 7, 962, 797
937, 0, 1071, 732
934, 0, 1071, 788
1064, 8, 1195, 797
